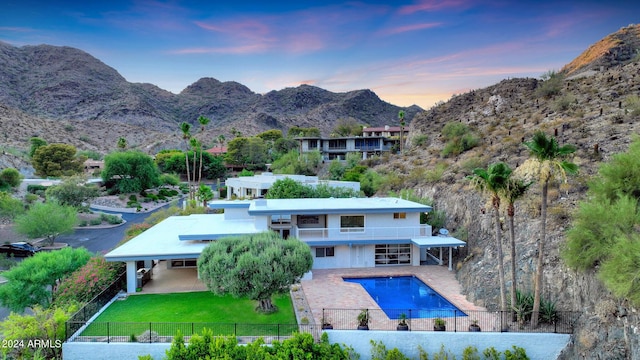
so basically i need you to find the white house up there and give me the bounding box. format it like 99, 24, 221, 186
225, 173, 360, 199
104, 197, 466, 293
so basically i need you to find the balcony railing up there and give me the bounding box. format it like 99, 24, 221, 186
294, 225, 431, 241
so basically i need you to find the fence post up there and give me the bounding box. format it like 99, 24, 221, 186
454, 310, 457, 332
107, 322, 110, 344
408, 309, 412, 332
192, 322, 194, 336
277, 324, 280, 341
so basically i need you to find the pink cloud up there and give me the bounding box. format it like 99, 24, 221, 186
170, 43, 271, 55
398, 0, 471, 15
379, 22, 443, 36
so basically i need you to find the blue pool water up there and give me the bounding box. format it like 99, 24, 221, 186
343, 276, 467, 319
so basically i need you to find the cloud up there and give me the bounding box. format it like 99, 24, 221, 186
170, 44, 270, 55
0, 27, 33, 32
379, 22, 443, 36
398, 0, 472, 15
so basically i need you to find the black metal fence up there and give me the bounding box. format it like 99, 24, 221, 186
65, 271, 126, 340
65, 321, 317, 344
320, 308, 579, 334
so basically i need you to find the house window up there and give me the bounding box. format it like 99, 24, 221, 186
315, 247, 335, 257
340, 215, 364, 232
308, 139, 318, 148
393, 212, 406, 219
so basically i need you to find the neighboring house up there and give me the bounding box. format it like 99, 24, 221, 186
104, 197, 466, 293
362, 125, 408, 139
225, 172, 360, 199
83, 159, 104, 175
296, 125, 408, 161
205, 146, 227, 156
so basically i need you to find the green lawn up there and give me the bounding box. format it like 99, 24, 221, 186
81, 291, 297, 337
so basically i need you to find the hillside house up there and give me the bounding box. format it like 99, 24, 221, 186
104, 197, 465, 293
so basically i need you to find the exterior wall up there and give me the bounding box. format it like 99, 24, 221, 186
64, 331, 570, 360
349, 244, 375, 267
326, 331, 570, 360
224, 207, 254, 220
63, 343, 171, 360
312, 245, 350, 269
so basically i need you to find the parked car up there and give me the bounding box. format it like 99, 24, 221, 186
0, 242, 40, 257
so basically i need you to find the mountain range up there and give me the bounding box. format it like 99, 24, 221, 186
0, 40, 420, 155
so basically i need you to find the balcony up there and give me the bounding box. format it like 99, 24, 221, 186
293, 225, 431, 242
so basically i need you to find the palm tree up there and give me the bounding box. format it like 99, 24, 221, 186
523, 130, 577, 327
218, 134, 226, 148
197, 116, 211, 184
398, 110, 406, 153
180, 122, 192, 194
469, 162, 511, 327
190, 137, 199, 201
501, 177, 532, 321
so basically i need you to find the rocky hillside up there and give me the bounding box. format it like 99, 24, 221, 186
371, 24, 640, 359
0, 41, 420, 159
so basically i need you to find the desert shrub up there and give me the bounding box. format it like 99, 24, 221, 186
504, 346, 530, 360
100, 213, 122, 225
441, 123, 479, 157
160, 173, 180, 186
535, 70, 563, 98
553, 93, 576, 112
128, 194, 137, 201
145, 193, 158, 202
27, 184, 47, 194
0, 192, 24, 219
89, 218, 102, 226
412, 134, 428, 147
425, 163, 448, 183
625, 94, 640, 116
53, 257, 125, 307
460, 156, 486, 175
238, 169, 254, 177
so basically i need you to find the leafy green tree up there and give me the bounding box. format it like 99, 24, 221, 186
28, 137, 47, 158
225, 137, 268, 170
0, 167, 22, 191
0, 192, 24, 219
265, 178, 313, 199
266, 178, 360, 199
101, 150, 161, 193
271, 150, 322, 176
0, 247, 91, 311
273, 137, 299, 158
32, 143, 86, 177
343, 165, 368, 182
332, 118, 363, 137
468, 162, 511, 321
14, 201, 77, 246
158, 150, 225, 180
563, 138, 640, 306
287, 126, 321, 138
198, 232, 312, 313
327, 159, 345, 180
0, 304, 77, 360
360, 169, 383, 196
45, 175, 99, 209
522, 130, 577, 326
256, 129, 283, 143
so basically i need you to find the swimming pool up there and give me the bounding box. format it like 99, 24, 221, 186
343, 276, 467, 319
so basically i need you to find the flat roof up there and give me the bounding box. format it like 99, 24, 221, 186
411, 236, 466, 248
104, 214, 259, 262
248, 197, 432, 215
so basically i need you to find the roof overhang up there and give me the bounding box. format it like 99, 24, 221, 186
411, 236, 466, 248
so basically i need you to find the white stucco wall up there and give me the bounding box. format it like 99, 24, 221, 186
326, 330, 571, 360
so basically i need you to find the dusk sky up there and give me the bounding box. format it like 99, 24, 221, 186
1, 1, 638, 108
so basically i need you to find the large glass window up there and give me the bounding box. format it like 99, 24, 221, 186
393, 212, 406, 219
375, 244, 411, 266
340, 215, 364, 232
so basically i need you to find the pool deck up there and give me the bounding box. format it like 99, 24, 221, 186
301, 265, 488, 330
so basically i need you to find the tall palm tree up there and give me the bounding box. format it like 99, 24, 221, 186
469, 162, 511, 326
179, 122, 192, 194
190, 137, 199, 201
197, 116, 211, 184
523, 130, 577, 327
398, 110, 406, 153
218, 134, 226, 148
501, 177, 532, 321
